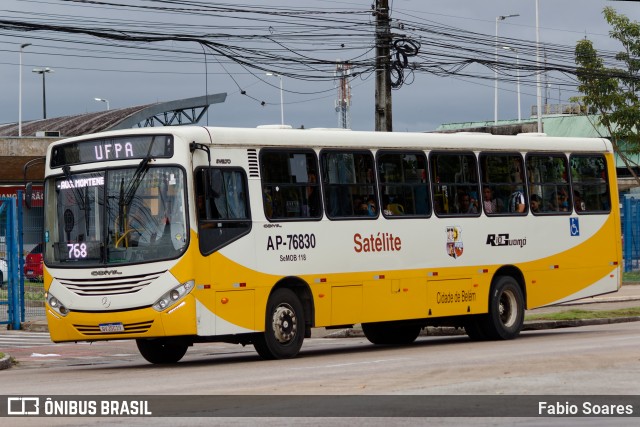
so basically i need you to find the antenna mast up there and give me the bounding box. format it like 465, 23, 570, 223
335, 61, 352, 129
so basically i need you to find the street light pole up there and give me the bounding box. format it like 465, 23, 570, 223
18, 43, 31, 136
503, 46, 521, 122
494, 14, 519, 125
536, 0, 543, 133
32, 67, 53, 119
266, 72, 284, 126
94, 97, 110, 110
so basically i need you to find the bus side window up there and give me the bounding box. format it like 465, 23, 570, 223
526, 154, 571, 215
321, 150, 377, 219
480, 153, 526, 216
260, 149, 321, 220
570, 155, 610, 213
430, 152, 479, 217
197, 169, 247, 220
378, 151, 430, 217
195, 167, 251, 255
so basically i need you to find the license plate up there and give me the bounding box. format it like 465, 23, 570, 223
27, 270, 33, 275
99, 323, 125, 333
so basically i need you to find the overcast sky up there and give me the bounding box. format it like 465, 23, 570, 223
1, 0, 639, 133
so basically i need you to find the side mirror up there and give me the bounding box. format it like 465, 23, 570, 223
25, 182, 33, 209
23, 156, 46, 210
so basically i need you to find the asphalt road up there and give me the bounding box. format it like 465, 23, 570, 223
0, 321, 639, 427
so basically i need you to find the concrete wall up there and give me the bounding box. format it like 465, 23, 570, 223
0, 137, 62, 183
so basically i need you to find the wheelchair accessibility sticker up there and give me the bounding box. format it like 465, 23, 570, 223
570, 217, 580, 237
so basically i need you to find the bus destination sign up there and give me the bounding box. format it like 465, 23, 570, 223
50, 135, 174, 168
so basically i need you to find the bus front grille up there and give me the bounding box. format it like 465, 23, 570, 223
57, 271, 166, 296
73, 320, 154, 336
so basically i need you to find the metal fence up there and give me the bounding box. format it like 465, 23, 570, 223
22, 195, 45, 322
0, 196, 23, 329
0, 193, 45, 329
623, 194, 640, 272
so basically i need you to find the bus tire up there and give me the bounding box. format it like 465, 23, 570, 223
136, 338, 188, 364
362, 321, 421, 345
253, 288, 305, 360
481, 276, 524, 340
464, 317, 489, 341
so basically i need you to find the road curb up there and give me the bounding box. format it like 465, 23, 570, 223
0, 353, 13, 370
522, 316, 640, 330
20, 320, 49, 333
321, 316, 640, 338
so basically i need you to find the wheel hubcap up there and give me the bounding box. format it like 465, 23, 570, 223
499, 290, 517, 328
272, 303, 297, 344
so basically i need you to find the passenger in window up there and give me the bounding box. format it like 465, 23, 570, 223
366, 197, 377, 216
354, 197, 367, 215
510, 158, 524, 183
433, 199, 444, 215
263, 188, 274, 218
573, 190, 585, 212
196, 195, 206, 219
482, 187, 503, 213
458, 192, 478, 214
548, 189, 569, 212
559, 190, 570, 211
508, 190, 526, 213
384, 196, 405, 215
530, 194, 542, 213
366, 168, 375, 184
305, 172, 319, 217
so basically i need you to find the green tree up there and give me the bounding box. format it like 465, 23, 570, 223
574, 7, 640, 183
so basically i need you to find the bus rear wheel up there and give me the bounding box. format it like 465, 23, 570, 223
362, 321, 421, 345
136, 338, 188, 364
480, 275, 524, 340
253, 288, 305, 360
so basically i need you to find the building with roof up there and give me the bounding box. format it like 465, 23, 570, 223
0, 93, 226, 184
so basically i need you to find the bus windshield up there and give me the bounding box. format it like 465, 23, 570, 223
44, 166, 188, 267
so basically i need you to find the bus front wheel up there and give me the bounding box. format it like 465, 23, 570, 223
136, 338, 188, 364
253, 288, 305, 360
481, 276, 524, 340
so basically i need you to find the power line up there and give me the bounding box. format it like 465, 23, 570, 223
0, 0, 629, 116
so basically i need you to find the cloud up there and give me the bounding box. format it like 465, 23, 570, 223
0, 0, 637, 132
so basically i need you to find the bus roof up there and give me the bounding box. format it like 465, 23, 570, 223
204, 126, 613, 153
47, 125, 613, 155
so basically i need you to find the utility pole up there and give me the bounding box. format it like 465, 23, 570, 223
374, 0, 392, 132
335, 61, 352, 129
535, 0, 542, 132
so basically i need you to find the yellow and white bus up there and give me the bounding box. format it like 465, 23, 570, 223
40, 126, 621, 363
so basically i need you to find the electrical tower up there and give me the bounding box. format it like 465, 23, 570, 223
335, 62, 352, 129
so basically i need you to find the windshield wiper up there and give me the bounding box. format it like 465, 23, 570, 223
114, 137, 156, 249
121, 136, 156, 209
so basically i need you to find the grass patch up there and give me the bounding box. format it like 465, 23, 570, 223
623, 271, 640, 283
526, 307, 640, 321
0, 281, 45, 301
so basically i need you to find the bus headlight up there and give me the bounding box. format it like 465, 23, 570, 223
46, 291, 69, 317
152, 280, 194, 312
